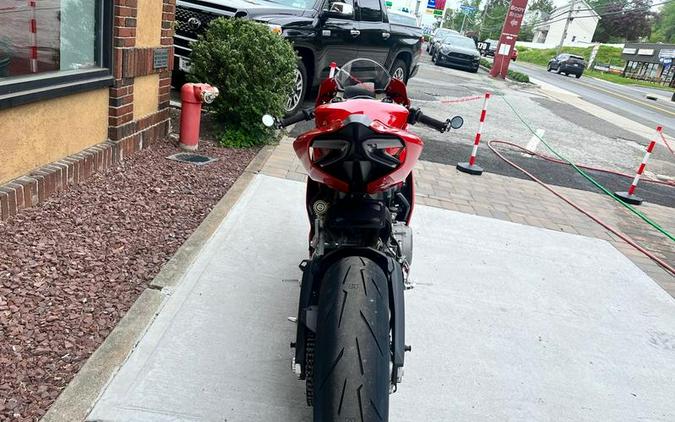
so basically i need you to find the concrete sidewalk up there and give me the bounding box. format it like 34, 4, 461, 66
87, 173, 675, 421
265, 136, 674, 292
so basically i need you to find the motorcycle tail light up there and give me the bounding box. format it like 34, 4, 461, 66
363, 138, 405, 168
310, 139, 350, 167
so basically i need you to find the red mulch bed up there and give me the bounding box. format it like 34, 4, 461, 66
0, 135, 257, 420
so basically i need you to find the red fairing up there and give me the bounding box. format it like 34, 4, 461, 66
294, 127, 350, 193
293, 100, 423, 194
314, 99, 410, 129
366, 121, 423, 194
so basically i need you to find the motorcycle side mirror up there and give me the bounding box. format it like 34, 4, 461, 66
450, 115, 464, 129
262, 114, 276, 128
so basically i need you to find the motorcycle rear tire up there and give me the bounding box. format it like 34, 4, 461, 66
312, 256, 390, 422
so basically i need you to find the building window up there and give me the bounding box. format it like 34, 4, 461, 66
0, 0, 112, 109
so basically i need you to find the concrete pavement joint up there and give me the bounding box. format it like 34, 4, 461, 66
40, 144, 275, 422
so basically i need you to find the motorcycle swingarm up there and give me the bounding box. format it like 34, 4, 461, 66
293, 247, 406, 385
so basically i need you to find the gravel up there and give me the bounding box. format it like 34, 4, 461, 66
0, 134, 257, 421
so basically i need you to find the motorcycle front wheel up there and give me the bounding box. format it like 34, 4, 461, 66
312, 256, 390, 422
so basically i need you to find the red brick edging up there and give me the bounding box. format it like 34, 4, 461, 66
0, 111, 170, 221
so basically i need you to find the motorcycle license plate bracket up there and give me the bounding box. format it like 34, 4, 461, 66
294, 247, 406, 384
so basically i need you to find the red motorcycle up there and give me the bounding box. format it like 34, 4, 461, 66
264, 59, 463, 422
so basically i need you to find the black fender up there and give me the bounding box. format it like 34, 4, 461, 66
294, 247, 406, 385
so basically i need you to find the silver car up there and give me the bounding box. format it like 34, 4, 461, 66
427, 28, 459, 56
432, 34, 480, 73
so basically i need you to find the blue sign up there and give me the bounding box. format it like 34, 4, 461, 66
427, 0, 436, 8
460, 5, 477, 12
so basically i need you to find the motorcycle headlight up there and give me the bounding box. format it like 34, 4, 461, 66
267, 24, 283, 35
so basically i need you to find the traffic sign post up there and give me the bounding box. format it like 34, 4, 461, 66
489, 0, 529, 79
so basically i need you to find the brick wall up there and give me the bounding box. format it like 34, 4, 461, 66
0, 0, 176, 221
108, 0, 175, 160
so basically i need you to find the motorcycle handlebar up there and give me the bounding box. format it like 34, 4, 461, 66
408, 108, 450, 133
278, 109, 314, 128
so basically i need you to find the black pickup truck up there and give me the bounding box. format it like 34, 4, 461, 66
173, 0, 423, 114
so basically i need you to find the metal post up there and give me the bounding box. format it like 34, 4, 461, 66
460, 12, 467, 33
556, 0, 575, 56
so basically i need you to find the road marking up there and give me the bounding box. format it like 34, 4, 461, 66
522, 129, 545, 157
572, 79, 675, 117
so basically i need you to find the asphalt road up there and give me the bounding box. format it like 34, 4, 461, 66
510, 61, 675, 139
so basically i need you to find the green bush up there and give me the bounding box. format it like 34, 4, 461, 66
480, 58, 492, 69
190, 18, 297, 147
507, 70, 530, 83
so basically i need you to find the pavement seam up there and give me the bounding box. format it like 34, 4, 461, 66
40, 144, 274, 422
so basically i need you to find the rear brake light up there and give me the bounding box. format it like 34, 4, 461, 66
310, 139, 349, 167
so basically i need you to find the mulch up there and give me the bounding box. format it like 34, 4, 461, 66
0, 132, 257, 421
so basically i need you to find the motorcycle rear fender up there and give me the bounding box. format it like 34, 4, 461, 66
294, 247, 406, 383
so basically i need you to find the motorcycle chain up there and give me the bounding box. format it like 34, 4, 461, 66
305, 333, 315, 406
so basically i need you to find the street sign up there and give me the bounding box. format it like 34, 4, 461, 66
460, 5, 477, 12
435, 0, 447, 10
385, 0, 392, 6
427, 0, 436, 8
433, 9, 443, 16
490, 0, 529, 79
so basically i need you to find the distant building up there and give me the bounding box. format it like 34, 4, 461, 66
621, 43, 675, 88
531, 0, 600, 47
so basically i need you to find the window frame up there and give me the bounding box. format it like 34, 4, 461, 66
356, 0, 384, 22
0, 0, 114, 110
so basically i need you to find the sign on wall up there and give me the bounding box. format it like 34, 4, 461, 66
659, 49, 675, 59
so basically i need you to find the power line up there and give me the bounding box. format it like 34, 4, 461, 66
541, 3, 666, 27
541, 0, 673, 25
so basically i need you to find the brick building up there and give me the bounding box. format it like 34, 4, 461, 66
0, 0, 176, 221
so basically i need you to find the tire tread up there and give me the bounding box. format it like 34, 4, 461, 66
313, 257, 390, 422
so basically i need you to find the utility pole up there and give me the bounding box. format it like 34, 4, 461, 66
556, 0, 575, 56
460, 11, 467, 33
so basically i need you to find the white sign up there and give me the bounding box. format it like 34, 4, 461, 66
622, 48, 636, 54
498, 43, 511, 56
637, 48, 654, 55
658, 49, 675, 59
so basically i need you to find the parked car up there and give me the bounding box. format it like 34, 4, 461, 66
173, 0, 423, 115
547, 53, 586, 78
480, 38, 498, 57
432, 34, 480, 73
427, 28, 459, 55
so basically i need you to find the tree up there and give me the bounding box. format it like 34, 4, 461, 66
529, 0, 555, 15
650, 1, 675, 43
479, 0, 509, 40
447, 0, 480, 32
590, 0, 654, 42
441, 9, 456, 29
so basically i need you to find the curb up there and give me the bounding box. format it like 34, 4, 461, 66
40, 143, 275, 422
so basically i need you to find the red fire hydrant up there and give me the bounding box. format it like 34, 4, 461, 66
180, 83, 219, 150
